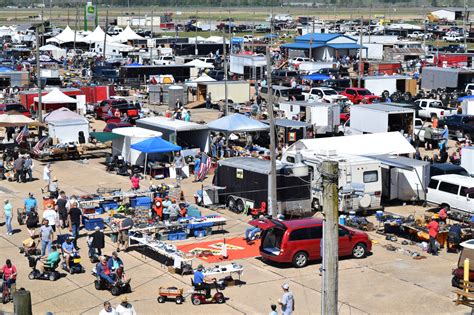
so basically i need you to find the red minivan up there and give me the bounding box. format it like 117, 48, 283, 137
254, 218, 372, 268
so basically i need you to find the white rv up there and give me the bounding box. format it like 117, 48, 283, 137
282, 150, 382, 213
278, 101, 340, 135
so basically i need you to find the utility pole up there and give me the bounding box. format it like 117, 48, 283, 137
309, 16, 315, 60
463, 0, 467, 51
270, 8, 274, 47
35, 25, 43, 122
321, 160, 339, 315
74, 7, 78, 50
228, 10, 232, 54
266, 46, 277, 219
103, 11, 108, 60
358, 17, 363, 88
223, 30, 228, 116
252, 9, 255, 53
195, 9, 198, 55
422, 7, 426, 50
150, 10, 154, 64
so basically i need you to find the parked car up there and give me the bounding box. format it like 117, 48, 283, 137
207, 70, 225, 81
0, 102, 31, 117
440, 114, 474, 139
103, 120, 134, 132
302, 87, 351, 104
289, 57, 314, 66
427, 174, 474, 212
96, 99, 139, 121
340, 88, 381, 104
271, 70, 299, 86
255, 217, 372, 268
430, 163, 469, 178
319, 79, 351, 92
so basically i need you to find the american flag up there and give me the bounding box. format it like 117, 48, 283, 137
15, 125, 29, 144
32, 137, 49, 155
196, 153, 212, 181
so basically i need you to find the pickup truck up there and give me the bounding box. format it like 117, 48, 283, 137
414, 99, 457, 119
414, 118, 442, 143
440, 114, 474, 139
260, 85, 305, 102
95, 99, 140, 122
442, 34, 464, 42
340, 88, 381, 104
302, 87, 351, 104
153, 56, 175, 65
465, 83, 474, 95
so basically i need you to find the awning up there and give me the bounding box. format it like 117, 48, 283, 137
0, 112, 39, 127
90, 132, 123, 143
302, 74, 330, 81
130, 137, 181, 153
207, 113, 269, 133
280, 42, 324, 50
327, 43, 365, 50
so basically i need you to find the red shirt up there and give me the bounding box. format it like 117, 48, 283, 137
438, 208, 447, 220
131, 177, 140, 189
2, 265, 17, 280
428, 221, 439, 238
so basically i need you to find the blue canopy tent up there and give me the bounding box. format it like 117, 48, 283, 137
302, 74, 330, 81
131, 137, 182, 175
457, 95, 474, 102
207, 113, 269, 133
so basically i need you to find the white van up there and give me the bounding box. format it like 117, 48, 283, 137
426, 174, 474, 212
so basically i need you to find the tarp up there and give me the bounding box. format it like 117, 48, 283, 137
458, 95, 474, 102
112, 25, 144, 43
207, 113, 269, 133
185, 59, 214, 69
44, 108, 87, 123
130, 137, 182, 153
0, 67, 13, 72
302, 74, 330, 81
82, 26, 112, 44
90, 131, 123, 143
286, 132, 415, 156
34, 88, 78, 104
46, 26, 83, 44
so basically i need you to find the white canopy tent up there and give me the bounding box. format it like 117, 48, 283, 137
186, 74, 216, 88
112, 25, 144, 43
286, 132, 415, 156
46, 26, 83, 44
82, 26, 113, 44
39, 44, 67, 59
34, 88, 78, 104
44, 108, 89, 144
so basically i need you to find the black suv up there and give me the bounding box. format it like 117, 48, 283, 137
208, 70, 225, 81
271, 70, 298, 86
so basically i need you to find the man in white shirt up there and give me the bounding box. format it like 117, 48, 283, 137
99, 301, 116, 315
42, 204, 58, 233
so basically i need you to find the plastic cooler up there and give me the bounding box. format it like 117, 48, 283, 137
83, 217, 105, 231
193, 229, 206, 238
100, 201, 119, 211
186, 206, 201, 218
130, 196, 152, 208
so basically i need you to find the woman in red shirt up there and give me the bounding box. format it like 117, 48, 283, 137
2, 259, 17, 289
130, 174, 140, 191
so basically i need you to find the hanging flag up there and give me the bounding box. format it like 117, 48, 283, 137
33, 137, 49, 155
15, 125, 29, 144
197, 153, 212, 181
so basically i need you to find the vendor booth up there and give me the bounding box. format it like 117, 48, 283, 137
207, 113, 269, 134
265, 119, 310, 145
33, 88, 84, 112
112, 127, 162, 165
44, 108, 89, 144
130, 137, 182, 175
136, 117, 210, 152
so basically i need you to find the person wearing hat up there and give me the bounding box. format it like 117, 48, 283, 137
48, 177, 59, 199
115, 296, 136, 315
193, 264, 214, 298
24, 193, 37, 215
168, 199, 180, 222
88, 226, 105, 258
278, 283, 295, 315
42, 203, 58, 233
23, 154, 34, 182
427, 215, 439, 256
96, 256, 115, 286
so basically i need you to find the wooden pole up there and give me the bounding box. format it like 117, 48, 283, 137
321, 160, 339, 315
265, 46, 277, 218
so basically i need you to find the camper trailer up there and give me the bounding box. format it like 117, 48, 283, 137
213, 157, 313, 217
281, 150, 383, 213
278, 101, 340, 135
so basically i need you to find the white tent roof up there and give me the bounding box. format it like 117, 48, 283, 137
112, 25, 144, 43
286, 132, 415, 156
82, 26, 113, 44
44, 108, 87, 123
46, 26, 83, 44
39, 44, 66, 52
137, 117, 209, 132
34, 88, 78, 104
186, 74, 216, 87
0, 114, 36, 127
112, 126, 162, 138
185, 59, 214, 69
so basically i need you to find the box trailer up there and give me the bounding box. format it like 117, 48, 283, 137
372, 154, 430, 202
281, 150, 383, 213
230, 54, 266, 80
136, 116, 209, 152
0, 71, 29, 88
196, 81, 250, 104
213, 157, 313, 217
357, 75, 417, 96
345, 104, 415, 136
421, 67, 474, 91
461, 146, 474, 175
278, 101, 340, 135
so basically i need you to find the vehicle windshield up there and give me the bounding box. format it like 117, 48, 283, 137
358, 89, 372, 96
459, 247, 474, 268
262, 227, 285, 252
324, 90, 338, 95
